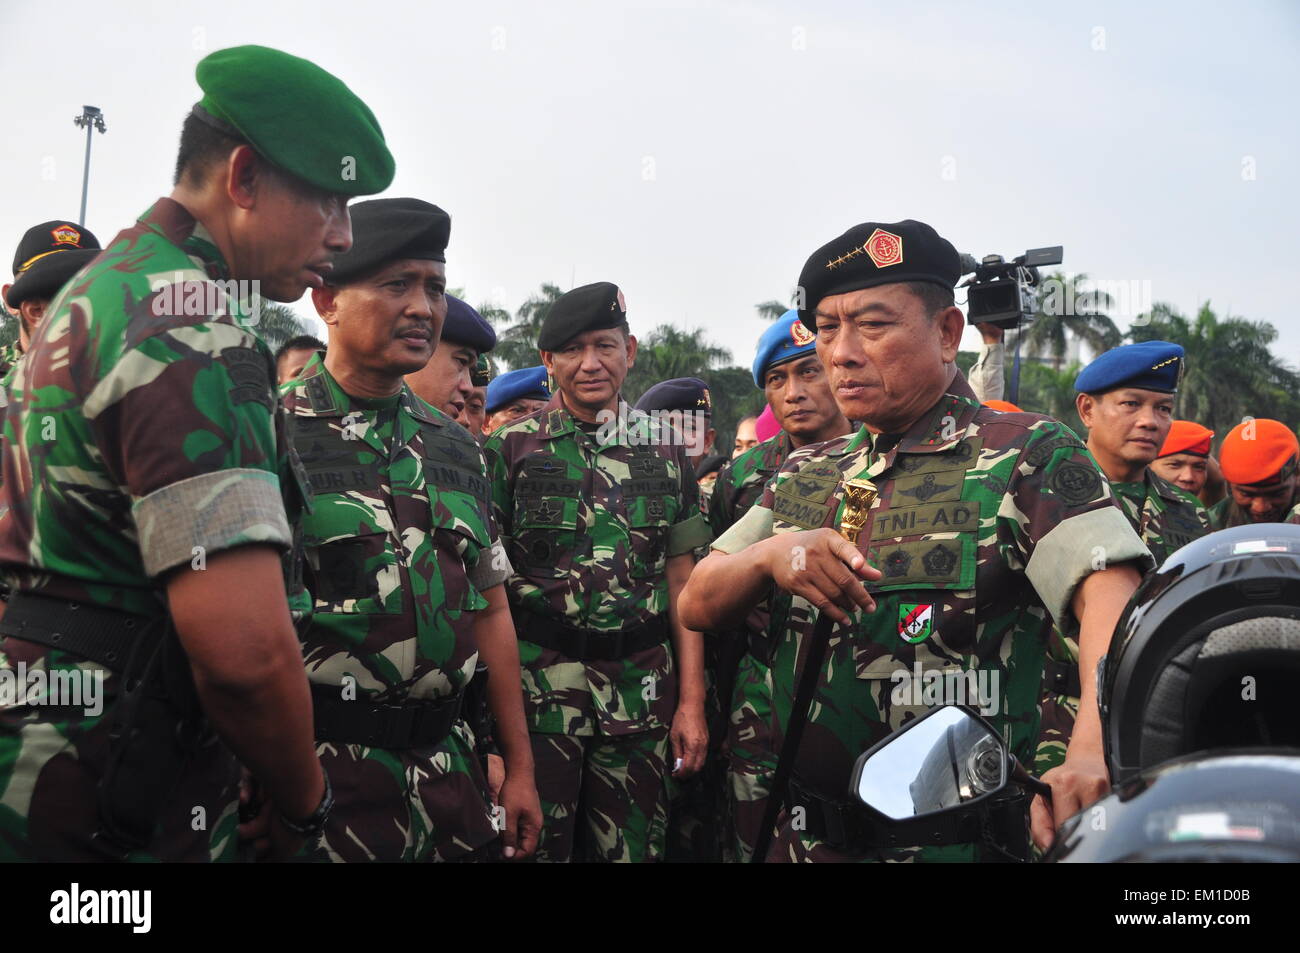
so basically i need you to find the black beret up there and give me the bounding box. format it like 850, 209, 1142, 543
796, 219, 959, 329
634, 377, 712, 415
6, 220, 102, 308
441, 295, 497, 354
537, 281, 627, 351
329, 198, 450, 286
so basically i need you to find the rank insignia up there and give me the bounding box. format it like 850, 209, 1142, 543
883, 548, 912, 577
922, 543, 958, 578
864, 228, 903, 268
790, 321, 815, 346
647, 498, 665, 520
899, 603, 933, 644
532, 500, 561, 524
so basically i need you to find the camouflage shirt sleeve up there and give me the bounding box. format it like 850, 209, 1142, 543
1007, 424, 1152, 626
465, 441, 512, 590
86, 321, 290, 579
666, 445, 711, 556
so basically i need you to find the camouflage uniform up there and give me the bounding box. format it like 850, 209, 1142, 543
483, 394, 711, 862
707, 432, 793, 861
282, 353, 508, 862
1208, 493, 1300, 530
1034, 470, 1207, 773
712, 375, 1150, 861
1288, 502, 1300, 524
0, 199, 303, 861
0, 341, 21, 398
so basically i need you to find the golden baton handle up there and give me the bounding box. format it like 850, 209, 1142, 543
839, 478, 879, 544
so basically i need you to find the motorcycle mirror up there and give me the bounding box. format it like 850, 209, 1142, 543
850, 705, 1010, 820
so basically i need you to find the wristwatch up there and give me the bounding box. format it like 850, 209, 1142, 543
279, 769, 334, 839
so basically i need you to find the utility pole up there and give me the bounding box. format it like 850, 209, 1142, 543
73, 106, 106, 227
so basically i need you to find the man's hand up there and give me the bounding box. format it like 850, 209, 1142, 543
669, 702, 708, 779
976, 322, 1005, 345
497, 771, 542, 860
1030, 751, 1110, 851
764, 528, 881, 624
486, 753, 505, 805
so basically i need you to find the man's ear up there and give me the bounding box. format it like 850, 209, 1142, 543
312, 285, 341, 327
937, 306, 964, 363
19, 298, 45, 331
625, 333, 638, 369
1075, 392, 1096, 429
225, 144, 261, 211
539, 349, 554, 375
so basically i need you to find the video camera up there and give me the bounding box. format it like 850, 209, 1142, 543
959, 245, 1063, 330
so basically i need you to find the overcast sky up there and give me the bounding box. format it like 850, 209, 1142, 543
2, 0, 1297, 369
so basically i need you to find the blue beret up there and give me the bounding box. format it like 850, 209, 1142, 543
634, 377, 712, 414
441, 295, 497, 354
1074, 340, 1184, 395
752, 309, 819, 387
486, 365, 549, 414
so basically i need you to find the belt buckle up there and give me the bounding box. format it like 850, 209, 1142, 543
377, 703, 416, 748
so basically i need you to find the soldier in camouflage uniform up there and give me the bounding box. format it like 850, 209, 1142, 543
712, 310, 850, 861
0, 222, 102, 413
0, 45, 394, 860
682, 220, 1150, 861
1209, 418, 1299, 528
483, 281, 713, 862
286, 198, 540, 862
1035, 342, 1211, 773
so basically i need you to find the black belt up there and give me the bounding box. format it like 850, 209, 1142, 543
0, 592, 160, 672
310, 683, 464, 749
1042, 657, 1081, 698
514, 610, 668, 661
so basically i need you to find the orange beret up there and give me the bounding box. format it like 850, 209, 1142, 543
1219, 419, 1299, 486
1158, 420, 1214, 458
983, 400, 1023, 413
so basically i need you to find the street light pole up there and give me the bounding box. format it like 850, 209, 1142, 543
73, 106, 106, 227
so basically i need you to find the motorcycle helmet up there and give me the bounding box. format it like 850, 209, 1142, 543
1100, 523, 1300, 785
1046, 751, 1300, 862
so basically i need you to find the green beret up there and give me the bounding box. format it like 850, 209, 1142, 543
194, 45, 394, 196
537, 281, 627, 350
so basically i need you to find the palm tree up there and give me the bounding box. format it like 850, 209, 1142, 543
1128, 302, 1300, 436
250, 300, 313, 352
755, 299, 789, 321
1015, 362, 1087, 438
492, 282, 566, 371
1023, 271, 1121, 371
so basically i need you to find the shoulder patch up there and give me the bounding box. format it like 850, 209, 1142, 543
221, 345, 273, 409
1048, 461, 1103, 506
1025, 433, 1087, 469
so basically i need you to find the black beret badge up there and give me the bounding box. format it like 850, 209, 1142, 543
827, 228, 904, 272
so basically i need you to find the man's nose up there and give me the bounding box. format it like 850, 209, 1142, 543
828, 328, 863, 367
326, 204, 353, 254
